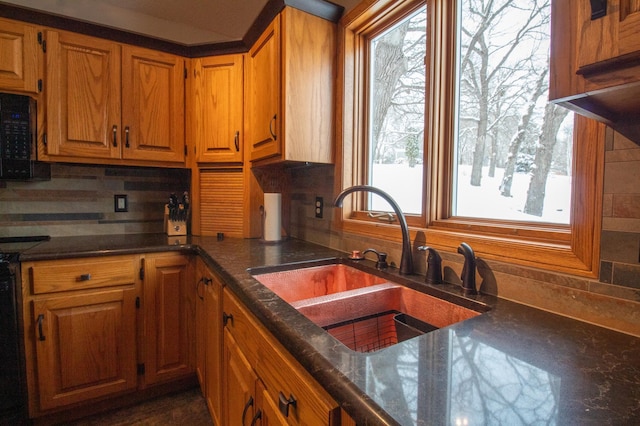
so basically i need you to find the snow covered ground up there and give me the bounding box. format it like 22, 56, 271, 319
371, 164, 571, 224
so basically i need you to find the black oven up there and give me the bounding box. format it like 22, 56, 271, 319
0, 235, 49, 424
0, 253, 26, 424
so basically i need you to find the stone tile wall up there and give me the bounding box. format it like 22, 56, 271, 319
0, 163, 190, 237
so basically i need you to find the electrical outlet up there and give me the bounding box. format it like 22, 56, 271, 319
315, 196, 323, 218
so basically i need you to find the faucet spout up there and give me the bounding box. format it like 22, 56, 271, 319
334, 185, 414, 275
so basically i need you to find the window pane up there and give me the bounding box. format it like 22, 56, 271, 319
454, 0, 573, 224
368, 6, 426, 215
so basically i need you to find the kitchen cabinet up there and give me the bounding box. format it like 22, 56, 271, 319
192, 54, 244, 163
195, 257, 223, 426
45, 30, 185, 163
246, 7, 336, 165
221, 287, 341, 425
0, 17, 40, 93
142, 252, 195, 386
550, 0, 640, 142
21, 255, 140, 413
21, 252, 196, 419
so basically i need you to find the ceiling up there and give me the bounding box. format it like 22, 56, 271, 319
0, 0, 358, 46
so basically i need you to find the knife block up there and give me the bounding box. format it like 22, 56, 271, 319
164, 205, 187, 236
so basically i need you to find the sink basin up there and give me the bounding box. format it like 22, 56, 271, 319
251, 260, 488, 353
251, 262, 389, 303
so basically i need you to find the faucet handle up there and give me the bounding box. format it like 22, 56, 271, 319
418, 246, 443, 284
362, 248, 388, 269
457, 242, 477, 295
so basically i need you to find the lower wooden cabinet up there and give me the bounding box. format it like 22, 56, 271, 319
21, 252, 195, 419
142, 252, 195, 386
195, 257, 223, 426
221, 287, 341, 426
32, 288, 138, 411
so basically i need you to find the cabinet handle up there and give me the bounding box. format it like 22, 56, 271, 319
78, 273, 91, 281
125, 126, 130, 148
222, 312, 234, 327
278, 392, 297, 417
234, 131, 240, 152
196, 277, 204, 301
241, 396, 253, 425
37, 314, 46, 341
112, 125, 118, 147
269, 114, 277, 141
590, 0, 607, 20
250, 409, 262, 426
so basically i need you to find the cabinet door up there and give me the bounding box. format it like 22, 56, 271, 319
205, 268, 223, 425
46, 30, 121, 159
247, 16, 281, 162
195, 259, 207, 392
121, 45, 185, 163
32, 288, 137, 411
223, 329, 258, 426
194, 54, 244, 163
0, 18, 39, 93
577, 0, 640, 68
143, 253, 194, 385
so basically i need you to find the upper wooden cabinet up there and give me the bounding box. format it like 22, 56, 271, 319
121, 45, 185, 163
550, 0, 640, 142
246, 8, 336, 165
192, 54, 244, 163
45, 30, 185, 163
0, 18, 40, 93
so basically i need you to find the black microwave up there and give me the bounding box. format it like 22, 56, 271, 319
0, 92, 50, 180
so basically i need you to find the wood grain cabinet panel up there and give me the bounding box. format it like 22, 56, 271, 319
192, 54, 244, 163
221, 288, 342, 425
45, 30, 121, 159
550, 0, 640, 141
246, 8, 336, 165
122, 45, 185, 162
32, 288, 138, 411
45, 31, 185, 163
142, 252, 194, 386
0, 17, 40, 93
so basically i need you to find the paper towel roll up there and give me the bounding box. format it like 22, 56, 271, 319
263, 193, 282, 242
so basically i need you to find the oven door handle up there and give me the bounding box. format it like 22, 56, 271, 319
37, 314, 46, 341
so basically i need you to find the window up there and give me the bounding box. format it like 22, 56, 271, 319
337, 0, 604, 276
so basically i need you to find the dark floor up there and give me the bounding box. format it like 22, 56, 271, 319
66, 388, 212, 426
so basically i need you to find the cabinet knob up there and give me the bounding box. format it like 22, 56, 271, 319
278, 392, 297, 417
78, 273, 91, 281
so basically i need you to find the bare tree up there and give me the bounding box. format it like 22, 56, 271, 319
459, 0, 550, 187
500, 67, 548, 197
524, 104, 570, 216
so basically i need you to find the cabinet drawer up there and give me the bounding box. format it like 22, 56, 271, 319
27, 255, 139, 294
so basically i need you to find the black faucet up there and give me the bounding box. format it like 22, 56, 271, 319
457, 242, 477, 295
417, 246, 442, 284
334, 185, 414, 275
362, 248, 388, 269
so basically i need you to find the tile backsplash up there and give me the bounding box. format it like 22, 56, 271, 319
0, 163, 190, 237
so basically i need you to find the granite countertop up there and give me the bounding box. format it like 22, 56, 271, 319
20, 234, 640, 425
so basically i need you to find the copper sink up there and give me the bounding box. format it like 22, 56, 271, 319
251, 261, 487, 353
